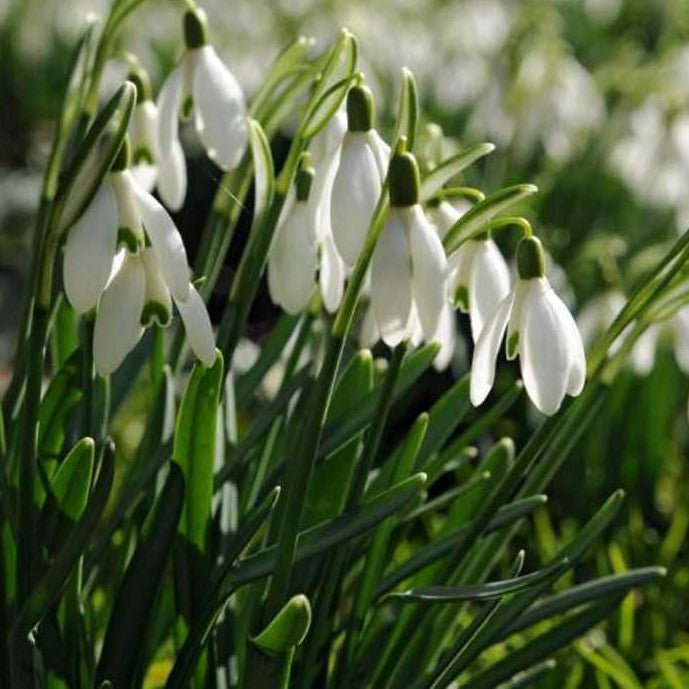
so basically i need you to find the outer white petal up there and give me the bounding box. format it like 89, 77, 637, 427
432, 303, 456, 371
192, 45, 248, 169
407, 305, 424, 347
519, 279, 571, 415
550, 289, 587, 396
447, 241, 478, 308
63, 184, 118, 313
331, 132, 382, 266
673, 307, 689, 373
405, 205, 448, 340
319, 233, 345, 313
133, 183, 190, 301
470, 291, 514, 406
629, 325, 659, 375
426, 200, 460, 240
94, 255, 145, 376
157, 64, 184, 160
366, 129, 391, 180
268, 202, 317, 314
157, 139, 188, 211
131, 164, 158, 192
371, 210, 413, 346
359, 304, 380, 347
468, 239, 511, 342
175, 284, 216, 367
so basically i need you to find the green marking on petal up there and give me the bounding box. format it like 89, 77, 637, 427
133, 147, 154, 165
118, 227, 141, 253
507, 330, 519, 360
181, 96, 194, 121
454, 284, 469, 312
141, 301, 172, 327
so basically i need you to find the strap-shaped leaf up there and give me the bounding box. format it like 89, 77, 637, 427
95, 463, 185, 688
392, 67, 419, 151
173, 352, 224, 552
420, 143, 495, 202
388, 558, 570, 603
248, 117, 275, 226
47, 436, 94, 522
443, 184, 538, 254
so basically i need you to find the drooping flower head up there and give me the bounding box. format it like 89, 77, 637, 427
62, 136, 215, 375
471, 235, 586, 415
128, 68, 187, 211
331, 84, 390, 266
370, 149, 448, 346
158, 7, 248, 171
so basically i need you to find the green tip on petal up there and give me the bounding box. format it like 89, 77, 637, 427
251, 594, 312, 654
295, 152, 315, 201
184, 8, 209, 49
140, 301, 172, 328
118, 227, 141, 253
347, 84, 374, 132
133, 147, 154, 166
389, 151, 420, 207
454, 284, 469, 311
111, 135, 131, 172
517, 236, 546, 280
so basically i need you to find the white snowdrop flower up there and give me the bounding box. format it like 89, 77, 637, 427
471, 236, 586, 415
308, 110, 348, 312
129, 70, 188, 211
268, 159, 318, 315
157, 7, 248, 171
62, 138, 215, 374
450, 231, 510, 343
431, 302, 457, 371
370, 151, 447, 347
331, 84, 390, 267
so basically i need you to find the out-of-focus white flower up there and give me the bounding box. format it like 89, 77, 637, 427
471, 236, 586, 415
158, 8, 248, 170
331, 85, 390, 266
129, 71, 188, 211
62, 139, 215, 374
370, 151, 447, 347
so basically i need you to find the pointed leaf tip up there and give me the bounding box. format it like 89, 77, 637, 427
252, 594, 312, 653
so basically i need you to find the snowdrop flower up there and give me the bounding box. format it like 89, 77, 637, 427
62, 138, 215, 375
331, 84, 390, 266
370, 150, 447, 347
471, 236, 586, 415
308, 110, 348, 312
268, 158, 318, 314
129, 69, 187, 211
158, 7, 248, 171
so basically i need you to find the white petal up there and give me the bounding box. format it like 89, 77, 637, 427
133, 183, 190, 301
319, 233, 345, 313
407, 305, 424, 347
131, 101, 158, 165
110, 170, 144, 247
63, 184, 118, 313
157, 139, 188, 211
447, 241, 478, 309
94, 255, 145, 376
506, 279, 530, 359
468, 239, 511, 342
141, 247, 172, 326
405, 206, 448, 340
268, 202, 317, 314
359, 304, 380, 347
519, 279, 571, 415
432, 303, 456, 371
470, 291, 514, 406
131, 163, 158, 192
550, 292, 587, 396
157, 64, 184, 160
192, 45, 248, 169
370, 210, 413, 347
426, 201, 460, 240
674, 308, 689, 373
629, 325, 659, 375
331, 132, 382, 266
175, 284, 216, 366
366, 129, 391, 180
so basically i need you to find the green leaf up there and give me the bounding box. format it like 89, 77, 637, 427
48, 436, 94, 521
173, 352, 224, 552
252, 594, 312, 652
95, 463, 185, 688
443, 184, 538, 254
388, 558, 570, 603
420, 143, 495, 202
248, 117, 275, 226
57, 80, 136, 231
392, 67, 419, 150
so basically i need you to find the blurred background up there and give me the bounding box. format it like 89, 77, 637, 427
3, 0, 689, 684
